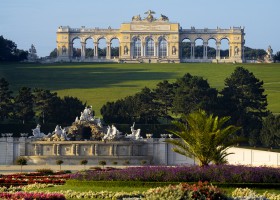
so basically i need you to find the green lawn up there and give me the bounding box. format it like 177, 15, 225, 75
0, 62, 279, 116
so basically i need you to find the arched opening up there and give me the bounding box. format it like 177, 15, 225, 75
111, 38, 120, 58
158, 38, 167, 58
194, 38, 203, 59
207, 38, 216, 59
146, 38, 154, 57
133, 37, 141, 58
181, 38, 191, 58
85, 38, 94, 59
98, 38, 107, 58
220, 38, 229, 59
72, 37, 81, 59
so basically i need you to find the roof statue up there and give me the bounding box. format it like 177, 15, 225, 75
144, 10, 156, 22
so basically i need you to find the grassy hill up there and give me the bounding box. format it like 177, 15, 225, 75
0, 62, 279, 116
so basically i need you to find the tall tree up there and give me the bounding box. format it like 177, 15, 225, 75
13, 87, 35, 124
260, 114, 280, 148
60, 96, 86, 124
33, 88, 58, 123
172, 73, 218, 116
0, 78, 13, 121
165, 110, 241, 167
0, 35, 28, 61
153, 80, 174, 122
220, 67, 268, 144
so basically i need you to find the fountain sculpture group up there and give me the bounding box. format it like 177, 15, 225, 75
29, 106, 142, 142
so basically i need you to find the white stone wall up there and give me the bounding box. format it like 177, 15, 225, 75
0, 138, 279, 166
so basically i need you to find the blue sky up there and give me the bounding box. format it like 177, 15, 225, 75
1, 0, 279, 57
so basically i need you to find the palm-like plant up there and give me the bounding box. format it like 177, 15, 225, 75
165, 110, 241, 167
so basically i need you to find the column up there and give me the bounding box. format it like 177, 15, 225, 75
72, 144, 76, 155
216, 42, 221, 60
56, 144, 60, 156
106, 42, 111, 59
110, 145, 113, 156
75, 144, 79, 156
95, 144, 98, 156
154, 42, 158, 57
191, 42, 195, 59
141, 42, 146, 57
203, 42, 208, 59
53, 144, 56, 155
90, 145, 94, 155
69, 42, 73, 58
34, 144, 39, 156
94, 42, 99, 58
130, 42, 134, 58
81, 42, 86, 59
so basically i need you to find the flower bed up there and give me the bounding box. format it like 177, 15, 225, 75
0, 172, 70, 187
70, 165, 280, 183
0, 191, 66, 200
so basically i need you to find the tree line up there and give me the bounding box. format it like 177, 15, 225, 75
0, 78, 85, 124
0, 36, 28, 62
100, 66, 279, 148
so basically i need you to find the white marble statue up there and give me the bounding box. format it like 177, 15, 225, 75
29, 124, 46, 138
102, 125, 122, 141
79, 106, 95, 122
126, 122, 142, 140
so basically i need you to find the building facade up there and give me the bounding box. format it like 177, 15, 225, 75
56, 10, 245, 63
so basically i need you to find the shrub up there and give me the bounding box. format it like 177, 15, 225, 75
15, 157, 27, 173
112, 161, 118, 165
56, 160, 64, 171
99, 161, 106, 169
123, 160, 130, 166
80, 159, 88, 169
36, 168, 54, 175
141, 160, 147, 165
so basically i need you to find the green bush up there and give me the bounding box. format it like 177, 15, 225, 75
98, 160, 106, 169
35, 168, 54, 175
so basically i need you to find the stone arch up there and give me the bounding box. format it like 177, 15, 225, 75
158, 36, 168, 58
181, 38, 191, 58
72, 37, 82, 58
145, 37, 155, 57
194, 38, 204, 59
219, 37, 230, 59
110, 37, 120, 58
207, 38, 217, 59
97, 36, 107, 58
132, 36, 141, 58
85, 37, 94, 58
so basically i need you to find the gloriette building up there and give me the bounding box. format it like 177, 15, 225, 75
56, 10, 245, 63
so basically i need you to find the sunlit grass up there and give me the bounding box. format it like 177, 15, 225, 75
1, 62, 279, 116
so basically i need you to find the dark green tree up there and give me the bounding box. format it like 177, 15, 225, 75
244, 46, 266, 60
0, 78, 13, 121
153, 80, 174, 122
0, 35, 28, 61
134, 87, 160, 124
33, 88, 58, 123
172, 73, 218, 116
274, 51, 280, 62
49, 48, 57, 58
220, 67, 268, 144
13, 87, 35, 124
260, 114, 280, 148
60, 96, 86, 124
111, 47, 119, 57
